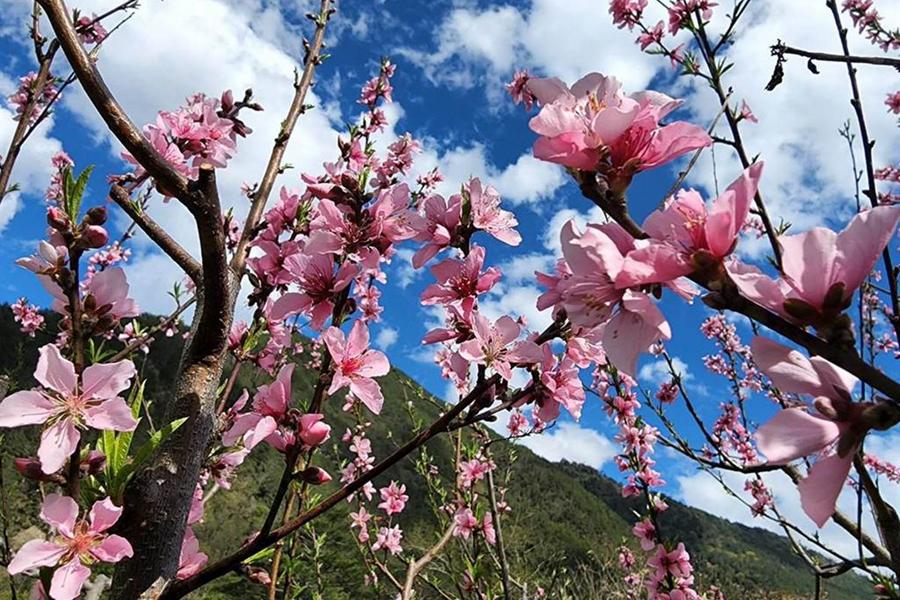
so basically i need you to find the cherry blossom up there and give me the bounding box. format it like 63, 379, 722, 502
457, 313, 542, 381
324, 321, 390, 414
0, 345, 137, 474
8, 495, 132, 600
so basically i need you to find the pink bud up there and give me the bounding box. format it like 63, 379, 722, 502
298, 466, 332, 485
298, 413, 331, 448
84, 225, 109, 248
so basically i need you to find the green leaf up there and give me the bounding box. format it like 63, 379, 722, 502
119, 416, 188, 482
63, 165, 94, 221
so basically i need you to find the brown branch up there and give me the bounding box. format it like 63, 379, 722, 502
853, 455, 900, 575
773, 42, 900, 69
485, 454, 511, 600
693, 14, 784, 270
108, 296, 195, 363
110, 185, 201, 280
400, 524, 456, 599
0, 46, 58, 203
825, 0, 900, 342
230, 0, 333, 274
36, 0, 191, 204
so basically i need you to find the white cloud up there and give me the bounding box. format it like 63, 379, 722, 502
480, 282, 552, 333
410, 143, 566, 208
638, 356, 693, 385
517, 421, 617, 470
402, 0, 659, 101
375, 326, 398, 351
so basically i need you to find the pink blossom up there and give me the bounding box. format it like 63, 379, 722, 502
637, 21, 665, 50
8, 495, 132, 600
458, 313, 542, 381
372, 525, 403, 555
452, 507, 478, 539
525, 73, 710, 183
887, 92, 900, 114
0, 345, 137, 474
467, 178, 522, 246
222, 364, 292, 452
610, 0, 648, 30
269, 252, 358, 329
176, 527, 207, 580
740, 100, 759, 123
12, 298, 44, 336
377, 481, 408, 515
411, 193, 462, 268
647, 542, 694, 579
350, 506, 371, 543
458, 458, 493, 490
752, 336, 865, 527
420, 245, 501, 309
618, 163, 764, 287
323, 321, 390, 414
529, 345, 586, 422
506, 70, 538, 110
42, 267, 139, 323
632, 520, 656, 551
482, 513, 496, 545
729, 205, 900, 325
75, 14, 108, 45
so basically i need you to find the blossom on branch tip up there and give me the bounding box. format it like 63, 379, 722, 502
324, 321, 390, 415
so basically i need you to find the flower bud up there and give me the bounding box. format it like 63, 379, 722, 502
296, 466, 332, 485
81, 450, 107, 475
83, 225, 109, 249
13, 458, 64, 483
84, 206, 108, 226
298, 413, 331, 448
47, 207, 70, 232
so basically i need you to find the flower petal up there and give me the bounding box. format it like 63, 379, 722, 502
751, 337, 835, 398
755, 408, 842, 464
81, 359, 136, 400
350, 377, 384, 415
38, 419, 80, 475
7, 540, 65, 574
34, 344, 76, 397
84, 398, 139, 432
798, 453, 854, 528
88, 497, 123, 533
40, 494, 78, 537
90, 534, 133, 562
49, 559, 91, 600
0, 390, 57, 427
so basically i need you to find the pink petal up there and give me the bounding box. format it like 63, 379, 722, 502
321, 326, 346, 363
532, 135, 599, 171
49, 559, 91, 600
755, 408, 842, 464
84, 398, 139, 432
525, 76, 570, 105
617, 242, 691, 288
86, 267, 128, 308
350, 377, 384, 415
751, 336, 836, 398
835, 205, 900, 297
40, 494, 78, 537
270, 292, 312, 321
346, 320, 371, 358
603, 292, 670, 377
7, 540, 65, 574
494, 316, 521, 346
798, 453, 854, 528
726, 259, 787, 315
356, 350, 390, 378
88, 497, 123, 533
38, 419, 80, 474
641, 122, 711, 170
457, 339, 484, 362
779, 228, 838, 310
81, 359, 136, 400
0, 390, 57, 426
34, 344, 76, 397
507, 341, 543, 365
705, 162, 763, 257
90, 534, 133, 562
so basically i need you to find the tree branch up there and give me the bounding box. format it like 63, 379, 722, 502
773, 41, 900, 69
110, 185, 201, 281
36, 0, 191, 204
230, 0, 333, 274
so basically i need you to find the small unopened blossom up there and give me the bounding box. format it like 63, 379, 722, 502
506, 70, 537, 110
886, 91, 900, 114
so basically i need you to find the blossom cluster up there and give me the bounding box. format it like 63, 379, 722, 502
7, 71, 60, 124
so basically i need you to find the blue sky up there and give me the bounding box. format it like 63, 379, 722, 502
1, 0, 899, 554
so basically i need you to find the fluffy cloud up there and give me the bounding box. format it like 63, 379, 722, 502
518, 421, 617, 470
375, 326, 399, 351
638, 356, 693, 385
401, 0, 659, 100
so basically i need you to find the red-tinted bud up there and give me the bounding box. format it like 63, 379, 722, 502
85, 206, 108, 226
83, 225, 109, 248
81, 450, 106, 475
297, 466, 332, 485
47, 207, 70, 232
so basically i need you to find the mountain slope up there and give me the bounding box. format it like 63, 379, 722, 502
0, 307, 870, 599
